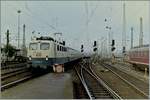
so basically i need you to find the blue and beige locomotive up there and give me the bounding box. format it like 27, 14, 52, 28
27, 36, 82, 71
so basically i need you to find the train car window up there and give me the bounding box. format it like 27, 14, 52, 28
130, 52, 132, 58
142, 51, 144, 57
40, 43, 50, 50
141, 51, 143, 57
60, 46, 62, 51
29, 43, 38, 50
139, 51, 141, 57
57, 45, 59, 51
147, 51, 149, 56
134, 51, 137, 57
62, 47, 64, 51
136, 51, 138, 57
132, 52, 134, 58
63, 47, 65, 51
143, 51, 145, 57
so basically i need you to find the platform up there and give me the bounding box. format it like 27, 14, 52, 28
1, 73, 73, 99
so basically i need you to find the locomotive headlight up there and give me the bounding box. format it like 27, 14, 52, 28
29, 56, 32, 60
46, 56, 48, 61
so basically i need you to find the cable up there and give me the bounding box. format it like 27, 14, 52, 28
87, 4, 98, 25
25, 2, 56, 31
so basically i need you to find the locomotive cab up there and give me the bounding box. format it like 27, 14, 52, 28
27, 39, 54, 71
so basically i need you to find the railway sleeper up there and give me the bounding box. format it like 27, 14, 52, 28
96, 96, 112, 98
94, 92, 111, 95
93, 90, 109, 93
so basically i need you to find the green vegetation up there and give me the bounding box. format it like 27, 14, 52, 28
3, 44, 16, 57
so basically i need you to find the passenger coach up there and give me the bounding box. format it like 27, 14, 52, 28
128, 45, 149, 70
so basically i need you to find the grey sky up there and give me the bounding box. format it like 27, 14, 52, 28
1, 1, 149, 53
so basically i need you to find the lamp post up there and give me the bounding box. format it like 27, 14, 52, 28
17, 10, 21, 49
106, 26, 111, 58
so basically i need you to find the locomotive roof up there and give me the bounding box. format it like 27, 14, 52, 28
36, 36, 54, 41
32, 36, 66, 46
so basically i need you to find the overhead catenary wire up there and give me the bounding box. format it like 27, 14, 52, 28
2, 5, 54, 46
25, 2, 56, 31
7, 1, 57, 32
10, 6, 46, 32
87, 4, 98, 25
84, 1, 98, 53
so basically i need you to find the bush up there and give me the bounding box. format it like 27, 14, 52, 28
4, 44, 16, 57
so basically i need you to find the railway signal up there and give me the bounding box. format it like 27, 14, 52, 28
122, 46, 125, 53
81, 44, 84, 52
93, 47, 97, 52
93, 41, 97, 52
111, 39, 115, 51
111, 39, 115, 64
94, 41, 96, 47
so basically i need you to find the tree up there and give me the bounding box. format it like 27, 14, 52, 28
4, 44, 16, 57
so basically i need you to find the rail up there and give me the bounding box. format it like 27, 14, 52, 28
80, 64, 122, 99
1, 75, 32, 91
1, 63, 27, 70
102, 63, 149, 98
74, 59, 122, 99
74, 66, 93, 99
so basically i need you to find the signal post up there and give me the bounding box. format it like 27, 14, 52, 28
111, 39, 115, 64
93, 41, 98, 63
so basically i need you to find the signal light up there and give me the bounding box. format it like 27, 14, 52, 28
111, 47, 115, 51
81, 44, 84, 52
63, 41, 65, 45
123, 46, 126, 53
93, 41, 97, 52
93, 41, 97, 47
81, 45, 83, 49
111, 40, 115, 46
93, 48, 97, 52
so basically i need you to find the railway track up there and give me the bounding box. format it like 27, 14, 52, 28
1, 67, 27, 76
1, 65, 33, 91
102, 63, 149, 98
108, 62, 149, 83
74, 62, 121, 99
90, 59, 148, 99
1, 63, 50, 91
1, 63, 27, 70
1, 74, 33, 91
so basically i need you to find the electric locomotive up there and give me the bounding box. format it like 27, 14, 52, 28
27, 36, 82, 71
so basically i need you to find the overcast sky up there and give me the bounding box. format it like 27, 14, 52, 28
1, 1, 150, 53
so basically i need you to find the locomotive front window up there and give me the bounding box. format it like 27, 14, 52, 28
40, 43, 50, 50
29, 43, 37, 50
